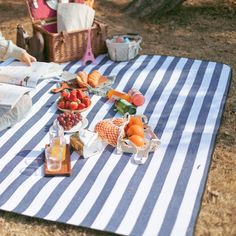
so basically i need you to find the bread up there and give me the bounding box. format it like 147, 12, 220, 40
88, 70, 101, 88
76, 71, 88, 88
78, 71, 88, 82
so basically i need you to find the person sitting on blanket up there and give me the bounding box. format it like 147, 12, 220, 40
0, 32, 36, 131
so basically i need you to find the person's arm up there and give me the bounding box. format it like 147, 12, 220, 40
0, 32, 36, 65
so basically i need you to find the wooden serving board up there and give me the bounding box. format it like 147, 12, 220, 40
44, 144, 71, 177
51, 81, 88, 93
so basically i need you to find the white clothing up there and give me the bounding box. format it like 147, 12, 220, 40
0, 32, 32, 131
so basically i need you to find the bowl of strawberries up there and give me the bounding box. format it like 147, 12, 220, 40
57, 89, 92, 113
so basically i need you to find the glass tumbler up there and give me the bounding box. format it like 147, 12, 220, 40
45, 146, 62, 171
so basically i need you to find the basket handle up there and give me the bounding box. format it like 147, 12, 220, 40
125, 33, 142, 43
126, 33, 140, 39
126, 32, 139, 36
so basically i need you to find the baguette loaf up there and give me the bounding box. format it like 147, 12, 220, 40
76, 71, 88, 88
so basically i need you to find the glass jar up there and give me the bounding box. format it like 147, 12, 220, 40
49, 120, 66, 162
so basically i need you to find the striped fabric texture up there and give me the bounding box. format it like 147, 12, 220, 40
0, 55, 232, 236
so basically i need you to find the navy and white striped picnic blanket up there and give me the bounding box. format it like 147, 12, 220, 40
0, 55, 232, 236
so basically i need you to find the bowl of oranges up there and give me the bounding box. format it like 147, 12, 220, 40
119, 114, 160, 164
94, 114, 160, 164
124, 115, 146, 147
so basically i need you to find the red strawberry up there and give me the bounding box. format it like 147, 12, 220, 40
69, 101, 78, 110
58, 99, 65, 109
65, 100, 71, 109
69, 93, 77, 102
77, 103, 86, 110
70, 89, 77, 96
76, 89, 86, 99
64, 93, 71, 101
82, 96, 91, 107
61, 89, 69, 98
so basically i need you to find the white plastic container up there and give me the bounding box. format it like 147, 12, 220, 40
106, 34, 142, 62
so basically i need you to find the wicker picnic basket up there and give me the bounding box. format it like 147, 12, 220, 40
25, 0, 108, 63
106, 34, 142, 62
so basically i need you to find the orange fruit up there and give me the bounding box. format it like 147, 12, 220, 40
127, 124, 145, 137
129, 116, 143, 127
129, 135, 145, 147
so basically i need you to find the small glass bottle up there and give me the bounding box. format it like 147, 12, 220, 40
128, 88, 145, 107
107, 89, 131, 102
49, 120, 66, 162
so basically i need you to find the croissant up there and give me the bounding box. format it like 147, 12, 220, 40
88, 70, 101, 88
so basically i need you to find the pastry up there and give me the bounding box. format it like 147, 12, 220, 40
76, 71, 88, 88
88, 70, 101, 88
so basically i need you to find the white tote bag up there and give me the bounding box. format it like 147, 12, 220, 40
57, 3, 95, 33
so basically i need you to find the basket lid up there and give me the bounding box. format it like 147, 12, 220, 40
26, 0, 57, 22
26, 0, 83, 22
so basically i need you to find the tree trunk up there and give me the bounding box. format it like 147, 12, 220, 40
125, 0, 185, 18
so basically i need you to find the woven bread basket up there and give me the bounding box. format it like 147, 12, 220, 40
106, 34, 142, 62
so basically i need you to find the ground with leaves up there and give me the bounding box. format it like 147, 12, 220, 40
0, 0, 235, 235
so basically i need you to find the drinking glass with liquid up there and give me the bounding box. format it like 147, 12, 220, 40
45, 145, 62, 171
46, 120, 66, 171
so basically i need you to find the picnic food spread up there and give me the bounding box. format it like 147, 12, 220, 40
44, 67, 160, 175
43, 64, 161, 176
